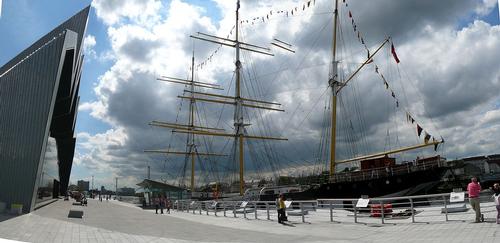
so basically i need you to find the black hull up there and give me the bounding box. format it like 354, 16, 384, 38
281, 166, 449, 200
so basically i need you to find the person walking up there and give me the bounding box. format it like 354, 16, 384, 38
277, 194, 287, 224
492, 183, 500, 224
154, 196, 160, 214
467, 177, 482, 223
160, 196, 165, 214
166, 198, 171, 214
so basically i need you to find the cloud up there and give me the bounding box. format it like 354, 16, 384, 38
91, 0, 162, 26
83, 34, 97, 59
75, 0, 500, 189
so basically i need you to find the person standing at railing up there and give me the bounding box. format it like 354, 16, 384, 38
467, 177, 483, 223
492, 183, 500, 224
277, 194, 287, 224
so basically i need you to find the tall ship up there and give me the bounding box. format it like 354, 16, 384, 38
145, 0, 497, 201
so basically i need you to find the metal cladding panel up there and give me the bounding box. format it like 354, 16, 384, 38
0, 34, 66, 212
0, 6, 89, 213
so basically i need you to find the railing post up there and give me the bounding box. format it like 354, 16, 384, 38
233, 203, 236, 218
254, 202, 258, 219
206, 202, 209, 216
223, 203, 226, 217
380, 201, 385, 224
199, 203, 202, 215
214, 202, 218, 217
244, 203, 247, 219
266, 202, 270, 220
410, 198, 415, 223
442, 195, 448, 222
329, 201, 333, 222
300, 202, 305, 223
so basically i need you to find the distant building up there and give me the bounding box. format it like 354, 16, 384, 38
0, 6, 90, 213
77, 180, 90, 192
118, 187, 136, 196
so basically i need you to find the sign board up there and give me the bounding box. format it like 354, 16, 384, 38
356, 198, 370, 208
285, 200, 292, 208
240, 201, 248, 208
450, 192, 465, 203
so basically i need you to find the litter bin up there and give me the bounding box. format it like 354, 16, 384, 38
10, 203, 23, 215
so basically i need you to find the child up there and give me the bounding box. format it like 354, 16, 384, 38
493, 183, 500, 224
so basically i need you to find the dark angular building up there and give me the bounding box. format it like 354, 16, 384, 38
0, 6, 90, 213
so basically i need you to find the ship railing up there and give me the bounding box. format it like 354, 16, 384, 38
329, 160, 442, 183
171, 191, 497, 226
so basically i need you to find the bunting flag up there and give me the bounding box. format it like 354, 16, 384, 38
349, 11, 352, 18
434, 142, 439, 151
411, 117, 415, 124
375, 65, 379, 73
424, 132, 431, 144
391, 43, 400, 63
417, 125, 423, 137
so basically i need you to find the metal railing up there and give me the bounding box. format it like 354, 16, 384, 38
170, 191, 498, 226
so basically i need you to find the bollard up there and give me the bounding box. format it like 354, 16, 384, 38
206, 202, 209, 216
254, 202, 258, 219
410, 198, 415, 223
223, 204, 226, 217
266, 202, 270, 220
329, 201, 333, 222
354, 206, 358, 223
233, 203, 237, 218
214, 203, 218, 217
442, 195, 448, 222
199, 203, 202, 215
300, 202, 305, 223
244, 204, 247, 219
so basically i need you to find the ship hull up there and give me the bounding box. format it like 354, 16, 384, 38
282, 166, 449, 200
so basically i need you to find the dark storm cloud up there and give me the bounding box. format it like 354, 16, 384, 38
120, 38, 162, 62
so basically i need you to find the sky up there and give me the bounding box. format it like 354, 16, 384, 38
1, 0, 500, 191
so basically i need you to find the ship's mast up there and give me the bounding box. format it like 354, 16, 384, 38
327, 0, 443, 177
234, 1, 245, 196
188, 0, 287, 196
145, 52, 226, 192
189, 52, 196, 192
329, 0, 339, 176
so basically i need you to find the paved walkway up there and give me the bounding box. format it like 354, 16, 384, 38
0, 198, 499, 242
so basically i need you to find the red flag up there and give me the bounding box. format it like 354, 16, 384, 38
391, 43, 400, 63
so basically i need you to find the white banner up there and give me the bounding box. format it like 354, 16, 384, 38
450, 192, 465, 203
356, 198, 370, 208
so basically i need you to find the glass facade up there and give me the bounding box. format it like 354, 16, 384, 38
35, 137, 59, 206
